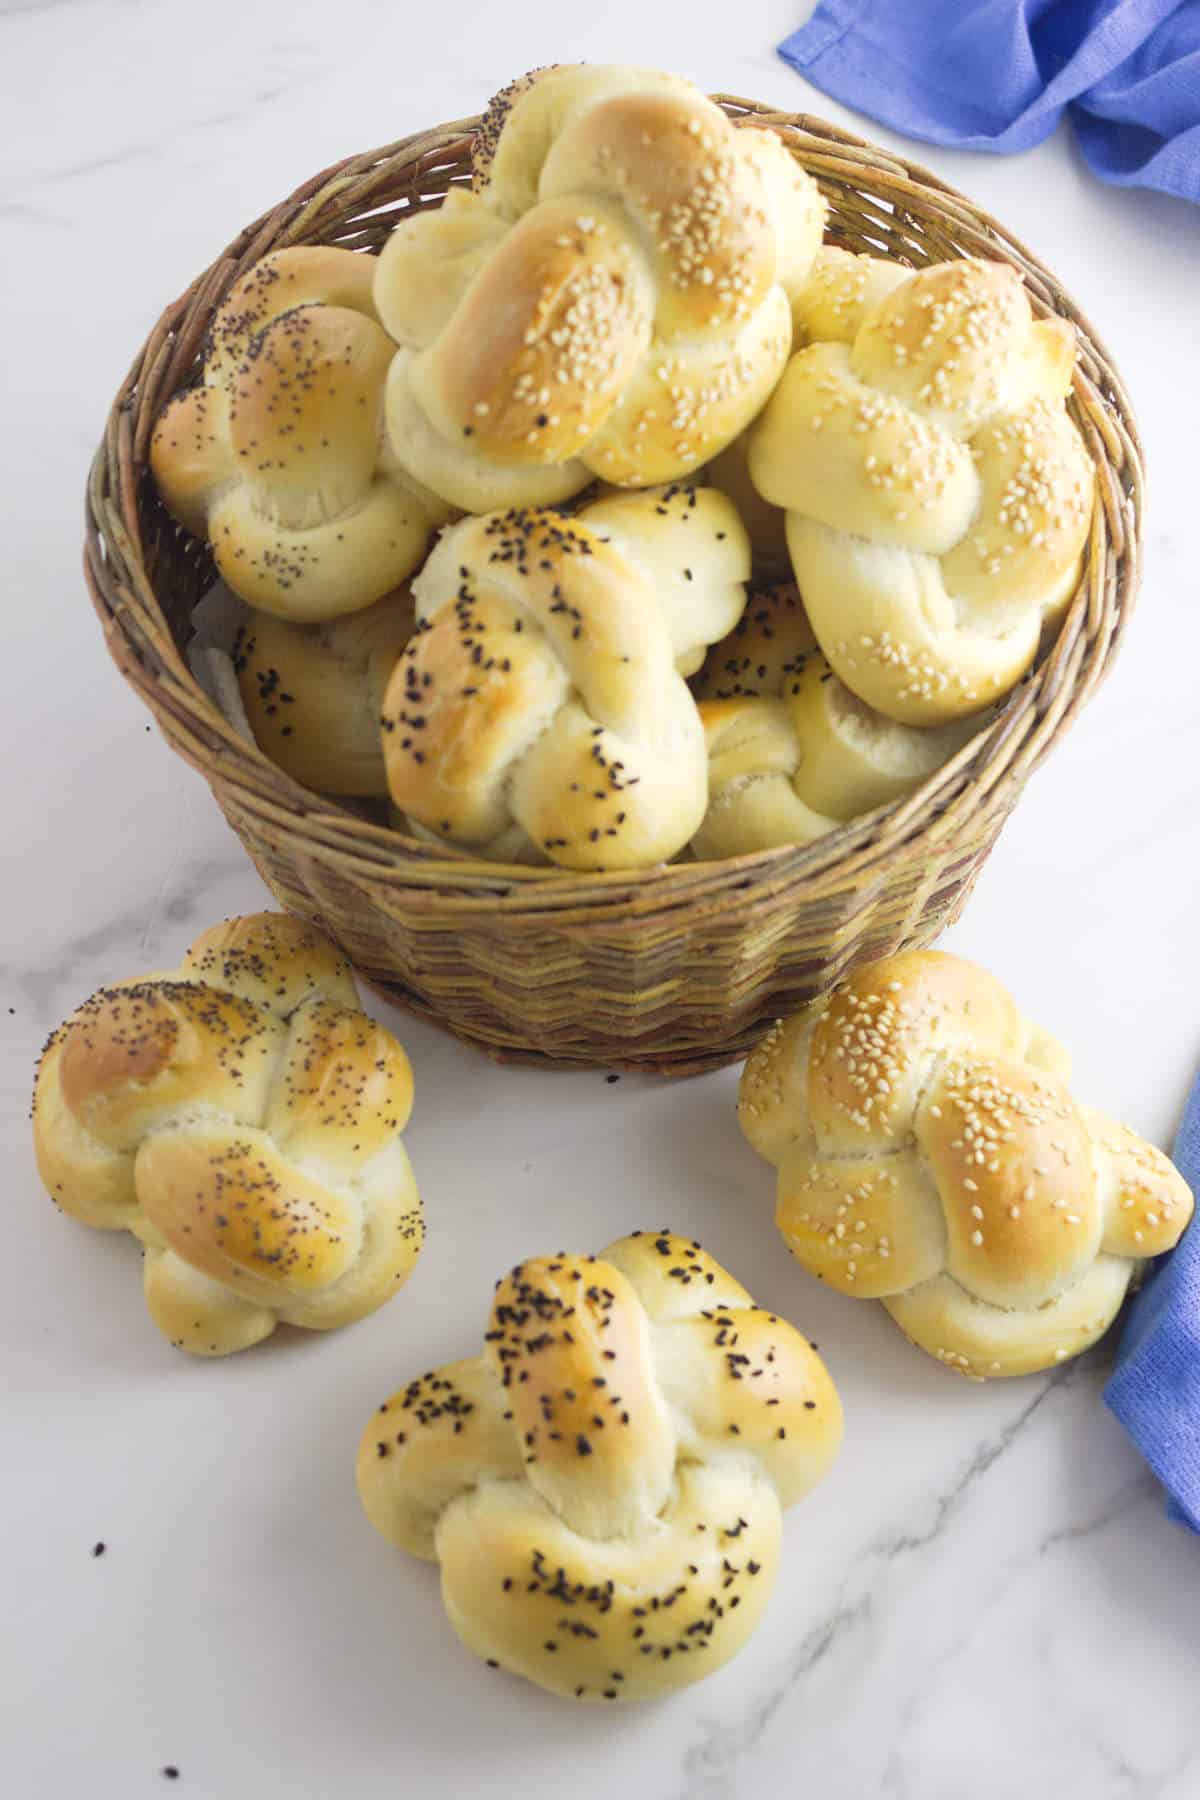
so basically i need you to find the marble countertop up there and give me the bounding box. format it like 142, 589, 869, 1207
4, 2, 1199, 1795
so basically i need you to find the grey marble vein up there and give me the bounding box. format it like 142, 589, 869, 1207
1033, 1474, 1154, 1556
0, 0, 119, 20
3, 848, 251, 1020
0, 198, 72, 228
4, 43, 324, 204
673, 1360, 1092, 1798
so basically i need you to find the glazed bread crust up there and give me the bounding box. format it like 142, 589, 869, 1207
33, 914, 422, 1355
357, 1230, 841, 1702
233, 589, 416, 796
691, 581, 817, 703
691, 585, 975, 857
706, 247, 913, 574
748, 256, 1095, 723
789, 245, 912, 348
150, 247, 450, 620
381, 485, 750, 869
373, 65, 825, 511
738, 952, 1193, 1377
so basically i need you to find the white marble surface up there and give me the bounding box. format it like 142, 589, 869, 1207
4, 2, 1200, 1795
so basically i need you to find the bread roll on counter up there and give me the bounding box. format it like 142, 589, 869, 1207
739, 952, 1193, 1378
357, 1230, 841, 1701
33, 914, 422, 1355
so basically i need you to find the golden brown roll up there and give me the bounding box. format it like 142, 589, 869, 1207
705, 433, 791, 577
747, 257, 1095, 723
150, 247, 451, 620
789, 244, 912, 347
381, 484, 751, 869
691, 585, 977, 857
232, 589, 415, 796
356, 1230, 841, 1702
33, 914, 422, 1356
373, 64, 825, 513
739, 952, 1194, 1378
691, 580, 818, 702
706, 248, 914, 574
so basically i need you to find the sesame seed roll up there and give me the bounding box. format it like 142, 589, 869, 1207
372, 65, 825, 514
739, 952, 1193, 1379
705, 247, 914, 576
747, 254, 1096, 724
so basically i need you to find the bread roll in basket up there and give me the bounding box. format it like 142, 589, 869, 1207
84, 88, 1140, 1072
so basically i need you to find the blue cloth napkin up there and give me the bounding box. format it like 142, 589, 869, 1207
779, 1, 1200, 204
1105, 1075, 1200, 1533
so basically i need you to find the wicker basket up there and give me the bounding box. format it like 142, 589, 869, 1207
84, 98, 1141, 1075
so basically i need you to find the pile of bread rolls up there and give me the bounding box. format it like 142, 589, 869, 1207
35, 62, 1190, 1719
31, 907, 848, 1702
152, 64, 1095, 870
31, 910, 1193, 1703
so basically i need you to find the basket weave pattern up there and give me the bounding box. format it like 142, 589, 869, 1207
84, 100, 1141, 1074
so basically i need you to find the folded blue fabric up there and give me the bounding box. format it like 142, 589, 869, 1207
1106, 1074, 1200, 1533
779, 0, 1200, 204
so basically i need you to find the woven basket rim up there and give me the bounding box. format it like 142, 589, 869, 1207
84, 95, 1142, 919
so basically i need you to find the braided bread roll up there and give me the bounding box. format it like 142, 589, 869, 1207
357, 1230, 840, 1702
381, 484, 751, 868
373, 65, 825, 513
233, 589, 415, 797
739, 953, 1193, 1379
691, 585, 976, 858
790, 244, 911, 346
748, 256, 1095, 723
691, 580, 817, 702
707, 247, 913, 575
706, 433, 791, 576
33, 914, 422, 1356
151, 247, 451, 620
